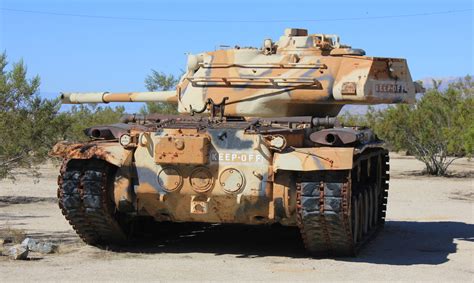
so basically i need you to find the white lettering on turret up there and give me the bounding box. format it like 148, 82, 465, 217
375, 82, 407, 94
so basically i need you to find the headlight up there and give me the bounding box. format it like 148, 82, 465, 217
119, 134, 132, 147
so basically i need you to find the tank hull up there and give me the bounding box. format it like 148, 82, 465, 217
52, 117, 389, 256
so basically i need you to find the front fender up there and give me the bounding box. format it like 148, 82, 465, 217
50, 141, 133, 167
273, 147, 354, 172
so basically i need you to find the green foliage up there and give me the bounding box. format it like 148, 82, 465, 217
341, 76, 473, 176
0, 52, 126, 180
144, 69, 178, 92
57, 105, 125, 142
140, 70, 179, 115
338, 106, 379, 128
0, 52, 60, 180
0, 53, 182, 181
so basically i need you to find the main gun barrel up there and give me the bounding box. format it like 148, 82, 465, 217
61, 91, 177, 104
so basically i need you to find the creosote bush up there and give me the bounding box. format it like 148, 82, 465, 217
340, 76, 473, 176
0, 53, 124, 180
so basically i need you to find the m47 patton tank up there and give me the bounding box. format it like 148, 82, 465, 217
52, 28, 423, 256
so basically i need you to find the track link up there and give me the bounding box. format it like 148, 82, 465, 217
57, 159, 127, 245
297, 149, 389, 257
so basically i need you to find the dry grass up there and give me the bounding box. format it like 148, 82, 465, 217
0, 224, 26, 245
88, 246, 147, 260
55, 242, 84, 255
89, 247, 115, 260
0, 224, 27, 256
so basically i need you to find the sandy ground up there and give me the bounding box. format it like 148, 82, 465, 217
0, 154, 472, 282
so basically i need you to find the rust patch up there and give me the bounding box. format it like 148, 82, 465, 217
50, 141, 132, 167
154, 134, 210, 165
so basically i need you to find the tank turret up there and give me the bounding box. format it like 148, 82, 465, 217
61, 28, 422, 118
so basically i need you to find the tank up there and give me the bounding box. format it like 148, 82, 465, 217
51, 28, 423, 256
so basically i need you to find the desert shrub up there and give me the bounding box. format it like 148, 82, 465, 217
56, 104, 125, 142
140, 70, 178, 115
341, 76, 473, 176
0, 52, 61, 180
376, 77, 472, 175
0, 52, 125, 180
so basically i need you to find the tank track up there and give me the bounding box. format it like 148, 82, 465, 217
57, 159, 127, 245
296, 149, 389, 256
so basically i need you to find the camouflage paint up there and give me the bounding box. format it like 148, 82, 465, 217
60, 28, 420, 118
52, 28, 422, 228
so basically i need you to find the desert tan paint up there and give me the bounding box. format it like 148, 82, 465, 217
132, 128, 275, 224
52, 28, 421, 226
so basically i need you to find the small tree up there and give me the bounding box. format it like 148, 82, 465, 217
0, 52, 61, 180
57, 104, 125, 142
140, 70, 178, 114
374, 76, 473, 176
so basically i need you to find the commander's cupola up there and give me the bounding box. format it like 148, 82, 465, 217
264, 28, 365, 56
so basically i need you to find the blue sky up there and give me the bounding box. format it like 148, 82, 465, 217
1, 0, 473, 111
